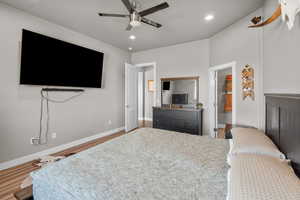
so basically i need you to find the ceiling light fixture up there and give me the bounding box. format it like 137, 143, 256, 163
129, 35, 136, 40
205, 14, 215, 21
129, 12, 142, 27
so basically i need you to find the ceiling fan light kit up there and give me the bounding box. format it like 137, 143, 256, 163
129, 12, 141, 27
98, 0, 169, 31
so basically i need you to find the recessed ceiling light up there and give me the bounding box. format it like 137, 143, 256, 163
129, 35, 136, 40
205, 14, 215, 21
128, 47, 133, 51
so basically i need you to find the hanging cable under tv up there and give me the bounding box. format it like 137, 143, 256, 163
33, 88, 85, 145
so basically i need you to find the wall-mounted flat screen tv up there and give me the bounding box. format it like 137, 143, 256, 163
20, 29, 104, 88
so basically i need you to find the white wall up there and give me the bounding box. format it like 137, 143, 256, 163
0, 3, 130, 163
132, 9, 266, 132
132, 39, 210, 134
263, 0, 300, 94
133, 5, 300, 132
210, 8, 264, 129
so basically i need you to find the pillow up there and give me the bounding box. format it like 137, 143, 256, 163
229, 128, 285, 163
227, 154, 300, 200
227, 139, 234, 165
231, 127, 264, 139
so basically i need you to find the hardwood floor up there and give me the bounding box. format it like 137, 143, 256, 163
139, 120, 152, 128
0, 121, 152, 200
217, 128, 226, 139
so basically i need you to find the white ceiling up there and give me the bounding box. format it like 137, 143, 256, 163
0, 0, 264, 52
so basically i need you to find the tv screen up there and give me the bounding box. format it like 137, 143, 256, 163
172, 94, 188, 105
20, 29, 104, 88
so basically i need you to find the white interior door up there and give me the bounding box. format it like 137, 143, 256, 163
125, 63, 139, 132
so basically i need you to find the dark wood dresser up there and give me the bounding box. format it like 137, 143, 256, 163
153, 107, 203, 135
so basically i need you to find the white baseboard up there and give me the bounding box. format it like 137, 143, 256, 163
0, 127, 125, 171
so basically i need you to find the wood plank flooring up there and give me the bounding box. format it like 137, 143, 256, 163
0, 121, 152, 200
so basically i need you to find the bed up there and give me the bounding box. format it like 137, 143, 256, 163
265, 94, 300, 176
31, 94, 300, 200
31, 128, 229, 200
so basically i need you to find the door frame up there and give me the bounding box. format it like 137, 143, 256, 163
125, 62, 157, 132
208, 61, 237, 137
135, 62, 157, 108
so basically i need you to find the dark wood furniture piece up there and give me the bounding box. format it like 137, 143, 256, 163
153, 107, 203, 136
265, 94, 300, 177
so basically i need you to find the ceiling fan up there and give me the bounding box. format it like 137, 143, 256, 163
98, 0, 169, 30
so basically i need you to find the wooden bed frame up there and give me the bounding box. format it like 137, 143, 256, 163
265, 94, 300, 177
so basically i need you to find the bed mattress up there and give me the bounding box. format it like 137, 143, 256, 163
32, 128, 229, 200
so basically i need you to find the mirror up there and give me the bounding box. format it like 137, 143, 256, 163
161, 77, 199, 108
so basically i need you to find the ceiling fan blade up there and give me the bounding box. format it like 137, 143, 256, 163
141, 18, 162, 28
126, 24, 133, 31
139, 2, 169, 17
121, 0, 134, 13
98, 13, 129, 17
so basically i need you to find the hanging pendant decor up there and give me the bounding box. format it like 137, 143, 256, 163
242, 65, 255, 100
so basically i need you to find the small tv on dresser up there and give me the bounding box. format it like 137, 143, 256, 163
20, 29, 104, 88
172, 94, 188, 105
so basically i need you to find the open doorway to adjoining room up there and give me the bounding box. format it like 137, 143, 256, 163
138, 66, 155, 128
209, 62, 237, 138
125, 62, 156, 132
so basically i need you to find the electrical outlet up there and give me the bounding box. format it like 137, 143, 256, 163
108, 120, 112, 125
31, 137, 40, 145
51, 132, 57, 139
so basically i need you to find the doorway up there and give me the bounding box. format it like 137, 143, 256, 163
125, 62, 157, 132
138, 66, 155, 128
208, 62, 237, 138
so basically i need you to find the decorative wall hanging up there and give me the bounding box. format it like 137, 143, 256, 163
242, 65, 255, 100
249, 0, 300, 30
